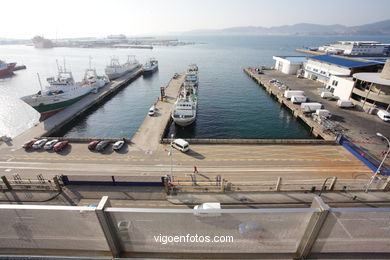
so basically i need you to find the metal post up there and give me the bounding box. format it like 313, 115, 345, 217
95, 196, 121, 257
275, 177, 282, 191
294, 196, 330, 259
366, 133, 390, 192
53, 176, 62, 192
1, 176, 12, 190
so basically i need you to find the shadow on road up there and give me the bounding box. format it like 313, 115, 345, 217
185, 150, 205, 160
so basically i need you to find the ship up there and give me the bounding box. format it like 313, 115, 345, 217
21, 61, 93, 119
105, 55, 139, 80
171, 65, 199, 127
83, 57, 109, 93
142, 58, 158, 75
32, 36, 54, 48
0, 60, 16, 77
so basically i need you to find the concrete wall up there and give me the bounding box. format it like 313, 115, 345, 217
161, 138, 337, 145
329, 75, 355, 100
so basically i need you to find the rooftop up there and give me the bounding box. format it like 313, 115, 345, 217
353, 72, 390, 86
309, 55, 381, 69
273, 56, 307, 64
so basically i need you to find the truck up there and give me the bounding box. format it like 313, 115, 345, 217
320, 91, 333, 99
315, 109, 331, 119
284, 90, 305, 99
301, 102, 323, 113
194, 202, 221, 217
337, 100, 354, 108
291, 95, 307, 104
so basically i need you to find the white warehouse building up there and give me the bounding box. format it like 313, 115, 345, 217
318, 41, 390, 56
272, 56, 307, 75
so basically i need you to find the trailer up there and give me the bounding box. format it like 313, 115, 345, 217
337, 100, 354, 108
291, 95, 307, 104
284, 90, 305, 99
301, 102, 323, 113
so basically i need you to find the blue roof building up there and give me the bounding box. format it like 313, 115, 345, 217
303, 55, 382, 84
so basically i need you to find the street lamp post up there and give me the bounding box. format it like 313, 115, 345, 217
169, 134, 174, 176
365, 132, 390, 193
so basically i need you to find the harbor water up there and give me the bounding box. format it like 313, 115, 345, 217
1, 35, 390, 139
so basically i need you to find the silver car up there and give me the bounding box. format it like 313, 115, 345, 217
32, 139, 48, 149
44, 139, 59, 150
96, 140, 109, 152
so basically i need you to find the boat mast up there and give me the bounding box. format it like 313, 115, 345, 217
37, 73, 44, 93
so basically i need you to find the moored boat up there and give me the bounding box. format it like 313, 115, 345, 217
0, 60, 16, 77
105, 55, 139, 80
143, 58, 158, 75
21, 61, 93, 119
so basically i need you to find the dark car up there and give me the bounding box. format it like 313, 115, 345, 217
88, 140, 100, 150
53, 141, 69, 152
22, 139, 38, 149
96, 140, 109, 152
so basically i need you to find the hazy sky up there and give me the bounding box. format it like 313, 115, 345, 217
3, 0, 389, 38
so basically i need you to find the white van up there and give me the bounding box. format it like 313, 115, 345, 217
194, 203, 221, 217
171, 138, 189, 152
377, 110, 390, 122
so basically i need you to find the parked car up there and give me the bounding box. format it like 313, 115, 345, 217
44, 139, 59, 150
88, 140, 100, 150
22, 139, 38, 149
377, 110, 390, 122
96, 140, 109, 152
113, 140, 125, 151
53, 141, 69, 152
32, 139, 48, 149
173, 73, 179, 79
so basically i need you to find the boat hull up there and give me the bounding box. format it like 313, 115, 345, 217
172, 116, 196, 126
0, 63, 16, 76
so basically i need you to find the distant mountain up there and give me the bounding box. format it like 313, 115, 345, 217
183, 19, 390, 36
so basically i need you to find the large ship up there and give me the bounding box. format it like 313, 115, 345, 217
105, 55, 139, 80
21, 61, 93, 119
171, 64, 199, 127
83, 58, 109, 93
0, 60, 16, 77
32, 36, 54, 48
142, 58, 158, 75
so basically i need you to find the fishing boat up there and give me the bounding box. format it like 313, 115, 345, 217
21, 60, 93, 119
105, 55, 139, 80
143, 58, 158, 75
0, 60, 16, 77
172, 64, 199, 126
83, 57, 109, 93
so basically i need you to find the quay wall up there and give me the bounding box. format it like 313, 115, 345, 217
161, 138, 337, 145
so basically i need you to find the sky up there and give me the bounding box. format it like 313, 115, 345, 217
2, 0, 390, 39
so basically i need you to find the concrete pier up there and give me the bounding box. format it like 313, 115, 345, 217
244, 67, 334, 140
131, 73, 184, 151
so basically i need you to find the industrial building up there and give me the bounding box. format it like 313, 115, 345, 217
272, 56, 307, 75
318, 41, 390, 56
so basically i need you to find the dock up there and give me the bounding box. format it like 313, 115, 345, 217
10, 68, 143, 147
244, 67, 334, 140
131, 73, 184, 151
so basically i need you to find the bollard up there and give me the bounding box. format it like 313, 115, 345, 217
1, 176, 12, 191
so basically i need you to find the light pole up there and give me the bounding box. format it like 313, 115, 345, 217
365, 132, 390, 193
169, 134, 174, 176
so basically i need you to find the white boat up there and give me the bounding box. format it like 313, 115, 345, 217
185, 64, 199, 86
172, 64, 199, 126
84, 57, 109, 93
105, 55, 139, 80
21, 60, 93, 119
143, 58, 158, 75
